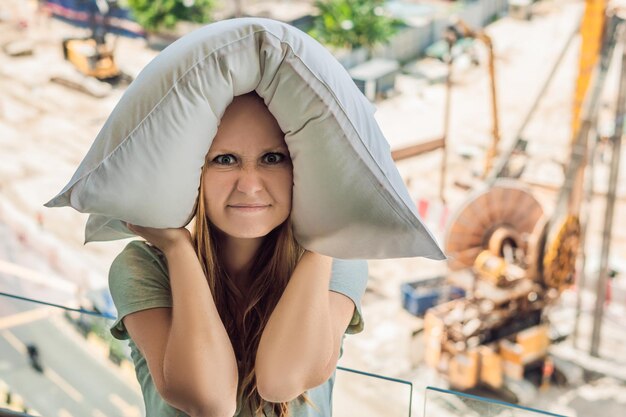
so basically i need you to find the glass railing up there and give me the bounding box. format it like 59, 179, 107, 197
424, 386, 569, 417
333, 365, 413, 417
1, 289, 418, 417
0, 409, 37, 417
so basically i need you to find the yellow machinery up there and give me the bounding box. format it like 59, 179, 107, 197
61, 0, 120, 80
423, 181, 577, 400
62, 37, 119, 79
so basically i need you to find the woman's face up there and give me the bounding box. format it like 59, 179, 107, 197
202, 94, 293, 240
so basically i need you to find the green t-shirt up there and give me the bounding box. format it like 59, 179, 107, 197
108, 240, 368, 417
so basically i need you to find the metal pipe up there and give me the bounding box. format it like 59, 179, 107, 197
573, 131, 601, 348
481, 34, 501, 177
445, 20, 501, 178
440, 32, 455, 205
590, 27, 626, 357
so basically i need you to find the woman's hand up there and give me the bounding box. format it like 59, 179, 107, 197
124, 222, 192, 254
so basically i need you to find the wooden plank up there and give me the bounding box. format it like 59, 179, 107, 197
391, 138, 444, 161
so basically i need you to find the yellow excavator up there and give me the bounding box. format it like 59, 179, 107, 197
61, 0, 120, 80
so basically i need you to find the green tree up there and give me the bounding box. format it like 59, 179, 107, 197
309, 0, 404, 56
126, 0, 215, 32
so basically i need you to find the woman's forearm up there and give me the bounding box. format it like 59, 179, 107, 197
162, 241, 238, 415
255, 251, 335, 400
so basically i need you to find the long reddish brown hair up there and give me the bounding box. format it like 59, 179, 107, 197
190, 95, 317, 416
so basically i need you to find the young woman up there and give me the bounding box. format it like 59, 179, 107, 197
108, 92, 369, 417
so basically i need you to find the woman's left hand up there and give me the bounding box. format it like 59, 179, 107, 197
124, 222, 192, 254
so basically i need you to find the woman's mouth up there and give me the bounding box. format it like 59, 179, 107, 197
228, 204, 270, 212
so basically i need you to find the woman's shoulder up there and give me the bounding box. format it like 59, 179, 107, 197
115, 240, 167, 265
109, 240, 169, 286
108, 241, 174, 341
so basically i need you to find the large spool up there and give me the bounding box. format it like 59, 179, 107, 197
444, 180, 545, 272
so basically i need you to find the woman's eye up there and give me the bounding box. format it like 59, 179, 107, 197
213, 154, 237, 165
262, 152, 286, 164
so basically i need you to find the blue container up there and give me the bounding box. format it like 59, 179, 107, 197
401, 276, 465, 316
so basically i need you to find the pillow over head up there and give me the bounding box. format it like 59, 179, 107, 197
44, 17, 445, 260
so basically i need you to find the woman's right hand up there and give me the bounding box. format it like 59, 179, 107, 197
124, 222, 192, 255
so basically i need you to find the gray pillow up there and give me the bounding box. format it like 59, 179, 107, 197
44, 17, 445, 260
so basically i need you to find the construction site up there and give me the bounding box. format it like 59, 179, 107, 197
1, 0, 626, 416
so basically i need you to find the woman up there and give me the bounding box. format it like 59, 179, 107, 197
108, 92, 369, 417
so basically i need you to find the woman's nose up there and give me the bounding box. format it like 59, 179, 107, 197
236, 167, 264, 194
